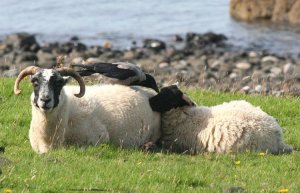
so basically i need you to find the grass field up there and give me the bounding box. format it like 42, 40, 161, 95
0, 77, 299, 193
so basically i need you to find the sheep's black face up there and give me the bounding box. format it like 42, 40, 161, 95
31, 69, 67, 112
149, 85, 196, 113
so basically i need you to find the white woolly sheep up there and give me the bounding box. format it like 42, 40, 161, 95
157, 90, 293, 154
14, 66, 160, 154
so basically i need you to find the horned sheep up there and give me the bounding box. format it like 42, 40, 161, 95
14, 66, 160, 154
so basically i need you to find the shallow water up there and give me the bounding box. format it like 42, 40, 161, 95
1, 0, 300, 54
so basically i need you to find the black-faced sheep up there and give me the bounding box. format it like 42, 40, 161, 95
14, 66, 160, 154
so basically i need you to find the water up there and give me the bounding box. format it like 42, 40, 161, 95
1, 0, 300, 55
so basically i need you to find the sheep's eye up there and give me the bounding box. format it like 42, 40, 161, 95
31, 77, 37, 83
31, 78, 39, 87
32, 82, 39, 87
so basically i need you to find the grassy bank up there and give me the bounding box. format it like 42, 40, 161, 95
0, 77, 299, 193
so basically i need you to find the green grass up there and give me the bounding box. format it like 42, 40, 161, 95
0, 77, 299, 193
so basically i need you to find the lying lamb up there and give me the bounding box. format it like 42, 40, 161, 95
14, 66, 160, 154
150, 86, 293, 154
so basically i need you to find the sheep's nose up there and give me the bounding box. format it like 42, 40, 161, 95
40, 98, 51, 104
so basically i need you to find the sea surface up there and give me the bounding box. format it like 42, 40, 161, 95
1, 0, 300, 55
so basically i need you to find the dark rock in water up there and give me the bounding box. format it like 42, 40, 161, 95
173, 34, 184, 42
143, 39, 166, 52
70, 36, 79, 41
4, 32, 40, 52
185, 32, 227, 50
72, 42, 87, 52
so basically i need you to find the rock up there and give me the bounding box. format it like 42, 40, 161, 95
230, 0, 300, 24
241, 86, 251, 94
15, 52, 38, 64
4, 33, 40, 52
248, 51, 258, 58
236, 62, 251, 70
70, 36, 79, 41
159, 62, 169, 68
173, 60, 188, 70
283, 63, 295, 75
173, 34, 183, 42
186, 32, 227, 49
143, 39, 166, 52
103, 41, 112, 50
85, 57, 102, 64
254, 84, 263, 93
37, 50, 56, 68
270, 67, 282, 76
229, 72, 238, 79
71, 57, 84, 64
0, 65, 9, 72
2, 68, 19, 77
287, 0, 300, 24
223, 186, 245, 193
230, 0, 275, 21
261, 56, 278, 63
123, 50, 135, 60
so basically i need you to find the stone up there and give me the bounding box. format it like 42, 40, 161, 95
159, 62, 169, 68
15, 52, 38, 64
283, 63, 295, 75
71, 57, 84, 64
143, 39, 166, 52
85, 57, 102, 64
229, 72, 238, 79
2, 68, 19, 77
103, 41, 112, 49
261, 56, 278, 63
230, 0, 300, 24
241, 86, 251, 94
37, 50, 56, 68
223, 186, 245, 193
4, 33, 40, 51
173, 34, 183, 42
248, 51, 258, 58
230, 0, 275, 21
255, 84, 263, 93
270, 67, 282, 76
236, 62, 251, 70
123, 51, 135, 60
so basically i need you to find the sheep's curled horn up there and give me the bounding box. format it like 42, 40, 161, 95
14, 66, 85, 97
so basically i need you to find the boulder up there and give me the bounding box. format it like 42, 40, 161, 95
230, 0, 300, 24
4, 33, 40, 52
143, 39, 166, 52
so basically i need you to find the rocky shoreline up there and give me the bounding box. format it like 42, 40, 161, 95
1, 32, 300, 96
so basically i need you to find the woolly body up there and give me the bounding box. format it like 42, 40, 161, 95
29, 84, 160, 153
161, 100, 293, 154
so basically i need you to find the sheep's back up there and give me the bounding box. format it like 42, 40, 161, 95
64, 85, 160, 147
